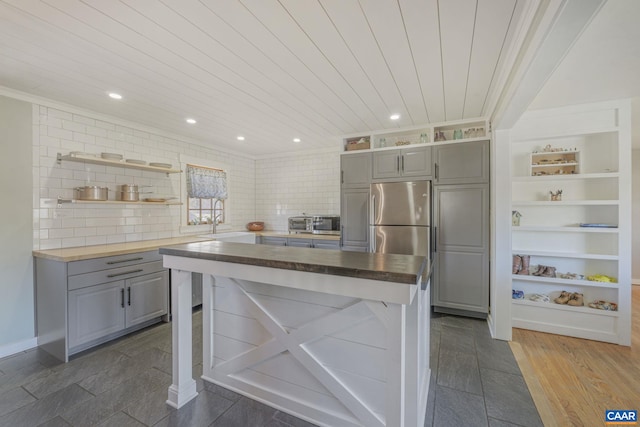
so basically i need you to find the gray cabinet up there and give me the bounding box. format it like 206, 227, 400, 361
372, 146, 431, 180
287, 238, 313, 248
312, 240, 340, 250
432, 184, 489, 316
261, 236, 288, 246
341, 152, 371, 188
341, 188, 370, 252
67, 270, 168, 349
433, 140, 488, 184
35, 250, 169, 362
259, 236, 340, 250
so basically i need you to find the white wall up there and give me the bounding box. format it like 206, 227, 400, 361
255, 149, 340, 231
34, 106, 256, 249
0, 96, 36, 354
633, 149, 640, 283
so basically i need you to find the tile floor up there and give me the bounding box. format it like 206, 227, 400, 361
0, 310, 542, 426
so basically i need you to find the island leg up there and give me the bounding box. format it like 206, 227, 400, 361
166, 269, 198, 408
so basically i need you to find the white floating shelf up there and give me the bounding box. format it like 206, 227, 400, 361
58, 153, 182, 174
512, 226, 618, 233
531, 162, 579, 168
512, 172, 619, 182
511, 250, 618, 260
56, 197, 181, 206
511, 274, 620, 289
512, 299, 619, 317
512, 200, 618, 206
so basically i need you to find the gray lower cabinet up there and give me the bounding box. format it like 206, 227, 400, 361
433, 140, 489, 184
259, 236, 340, 250
432, 184, 489, 316
261, 236, 288, 246
372, 146, 431, 180
340, 187, 370, 252
35, 250, 169, 362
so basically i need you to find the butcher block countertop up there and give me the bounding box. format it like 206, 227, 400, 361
32, 231, 339, 262
32, 236, 212, 262
160, 240, 429, 285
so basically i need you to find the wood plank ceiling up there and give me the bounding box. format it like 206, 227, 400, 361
0, 0, 524, 156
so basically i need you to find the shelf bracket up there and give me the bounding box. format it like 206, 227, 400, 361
56, 152, 62, 165
56, 196, 73, 208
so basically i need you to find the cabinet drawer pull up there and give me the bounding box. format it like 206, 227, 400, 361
106, 257, 144, 265
121, 288, 125, 308
107, 269, 144, 278
127, 287, 131, 306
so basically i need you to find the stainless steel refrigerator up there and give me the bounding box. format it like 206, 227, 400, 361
370, 181, 431, 257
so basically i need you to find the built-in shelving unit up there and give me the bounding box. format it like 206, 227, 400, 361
340, 118, 489, 153
510, 100, 631, 345
57, 153, 182, 174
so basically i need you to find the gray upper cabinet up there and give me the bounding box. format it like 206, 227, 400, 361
432, 184, 489, 316
341, 152, 371, 188
341, 187, 370, 251
433, 140, 488, 185
372, 146, 431, 180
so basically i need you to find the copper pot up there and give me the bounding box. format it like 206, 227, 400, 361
246, 221, 264, 231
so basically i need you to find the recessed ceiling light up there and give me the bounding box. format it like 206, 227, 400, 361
293, 138, 301, 143
237, 136, 245, 141
186, 118, 196, 124
390, 114, 400, 120
108, 93, 122, 100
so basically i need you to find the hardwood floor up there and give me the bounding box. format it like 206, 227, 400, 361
510, 285, 640, 427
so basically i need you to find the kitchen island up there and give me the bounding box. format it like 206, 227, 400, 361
160, 241, 431, 427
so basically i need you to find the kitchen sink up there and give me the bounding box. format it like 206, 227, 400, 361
199, 231, 256, 244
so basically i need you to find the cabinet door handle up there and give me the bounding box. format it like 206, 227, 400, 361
397, 156, 400, 172
402, 155, 405, 172
120, 288, 125, 308
435, 162, 439, 180
434, 226, 437, 252
340, 225, 344, 247
127, 287, 131, 306
106, 257, 143, 265
341, 170, 344, 184
107, 269, 143, 278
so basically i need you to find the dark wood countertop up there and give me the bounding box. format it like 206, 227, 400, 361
160, 241, 429, 285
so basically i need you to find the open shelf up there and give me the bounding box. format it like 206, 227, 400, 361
512, 172, 619, 182
512, 200, 618, 206
512, 299, 619, 317
58, 153, 182, 174
511, 274, 619, 289
511, 250, 618, 260
512, 226, 618, 233
56, 197, 181, 206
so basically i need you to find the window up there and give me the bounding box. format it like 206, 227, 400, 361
188, 197, 225, 225
185, 164, 228, 227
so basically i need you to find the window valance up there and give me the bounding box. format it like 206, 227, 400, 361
186, 165, 228, 199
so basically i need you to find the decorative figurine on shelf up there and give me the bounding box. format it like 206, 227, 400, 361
549, 189, 563, 201
453, 129, 463, 140
512, 210, 522, 226
435, 131, 446, 142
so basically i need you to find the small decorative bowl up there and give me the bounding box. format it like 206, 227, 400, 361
246, 221, 264, 231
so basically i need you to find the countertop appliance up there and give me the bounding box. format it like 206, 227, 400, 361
370, 181, 431, 257
288, 215, 340, 235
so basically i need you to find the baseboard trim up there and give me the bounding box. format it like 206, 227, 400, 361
0, 337, 38, 359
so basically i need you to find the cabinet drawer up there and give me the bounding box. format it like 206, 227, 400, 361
68, 251, 162, 276
68, 261, 165, 291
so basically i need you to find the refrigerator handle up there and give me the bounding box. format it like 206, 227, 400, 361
371, 194, 376, 225
370, 226, 376, 253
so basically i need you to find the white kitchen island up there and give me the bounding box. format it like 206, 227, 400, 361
160, 241, 431, 427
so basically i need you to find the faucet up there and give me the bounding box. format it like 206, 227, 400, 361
210, 213, 223, 235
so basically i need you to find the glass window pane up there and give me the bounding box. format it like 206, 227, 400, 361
201, 198, 212, 209
188, 198, 200, 209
